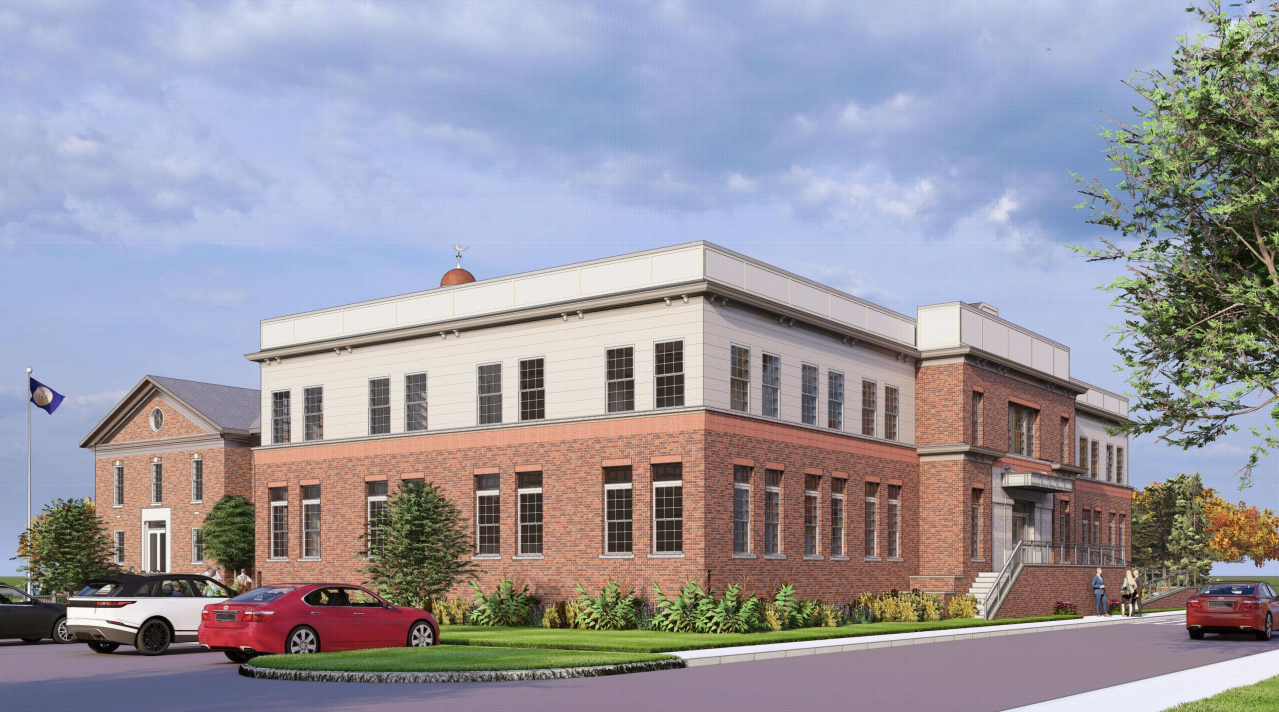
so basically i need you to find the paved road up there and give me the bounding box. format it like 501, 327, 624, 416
2, 615, 1274, 712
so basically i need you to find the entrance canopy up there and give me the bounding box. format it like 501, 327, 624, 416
1001, 471, 1073, 493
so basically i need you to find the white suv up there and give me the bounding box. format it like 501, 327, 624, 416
67, 574, 235, 655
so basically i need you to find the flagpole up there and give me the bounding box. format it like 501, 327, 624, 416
25, 367, 32, 595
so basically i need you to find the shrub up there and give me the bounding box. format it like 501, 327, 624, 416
17, 498, 122, 595
429, 597, 473, 625
762, 602, 786, 631
817, 603, 847, 627
793, 598, 820, 628
201, 495, 255, 577
363, 481, 474, 609
574, 580, 642, 631
948, 594, 980, 619
541, 603, 564, 629
528, 603, 548, 627
700, 583, 762, 634
849, 604, 874, 624
467, 578, 538, 626
650, 580, 710, 633
772, 583, 798, 628
1053, 600, 1079, 616
636, 602, 657, 631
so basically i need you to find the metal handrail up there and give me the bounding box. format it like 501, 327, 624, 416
1139, 568, 1204, 600
982, 541, 1129, 619
982, 540, 1026, 620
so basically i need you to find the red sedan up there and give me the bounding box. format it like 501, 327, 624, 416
1187, 581, 1279, 641
198, 583, 438, 663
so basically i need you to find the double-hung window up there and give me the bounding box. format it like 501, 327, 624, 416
652, 464, 683, 554
1060, 500, 1072, 544
369, 377, 391, 435
271, 390, 291, 444
1109, 513, 1117, 546
971, 392, 983, 444
1081, 509, 1091, 546
887, 485, 902, 559
475, 474, 501, 555
764, 469, 782, 556
113, 463, 124, 507
606, 347, 635, 413
861, 380, 877, 437
884, 386, 899, 441
190, 456, 203, 503
301, 485, 321, 559
1090, 440, 1100, 478
478, 364, 503, 425
191, 528, 204, 564
733, 465, 751, 555
971, 489, 983, 560
800, 364, 819, 425
1080, 437, 1089, 474
1008, 403, 1037, 457
761, 354, 780, 418
1061, 418, 1070, 463
828, 371, 845, 430
1106, 444, 1114, 482
519, 359, 546, 421
830, 478, 846, 557
604, 467, 633, 554
517, 472, 544, 555
1119, 515, 1127, 549
150, 459, 163, 505
804, 475, 820, 557
654, 341, 685, 408
864, 482, 879, 558
304, 386, 323, 441
113, 531, 125, 565
269, 487, 288, 559
366, 480, 388, 558
730, 346, 750, 412
1116, 447, 1125, 485
1093, 509, 1102, 546
405, 372, 428, 431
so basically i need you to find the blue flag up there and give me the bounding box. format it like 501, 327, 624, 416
29, 377, 64, 414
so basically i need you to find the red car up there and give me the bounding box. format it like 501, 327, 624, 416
1187, 581, 1279, 641
198, 583, 438, 663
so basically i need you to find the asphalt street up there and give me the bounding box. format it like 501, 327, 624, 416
2, 614, 1273, 712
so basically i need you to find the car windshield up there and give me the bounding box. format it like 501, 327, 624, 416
228, 586, 296, 603
1199, 584, 1257, 596
75, 581, 122, 597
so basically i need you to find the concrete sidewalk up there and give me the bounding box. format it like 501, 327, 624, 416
675, 611, 1182, 666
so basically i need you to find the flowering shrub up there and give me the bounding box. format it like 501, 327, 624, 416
1053, 600, 1079, 616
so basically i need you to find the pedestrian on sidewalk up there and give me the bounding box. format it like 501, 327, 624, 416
1120, 569, 1138, 616
1092, 568, 1109, 617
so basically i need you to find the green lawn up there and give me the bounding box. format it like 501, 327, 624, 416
439, 615, 1080, 653
0, 576, 26, 588
250, 645, 674, 673
1166, 674, 1279, 711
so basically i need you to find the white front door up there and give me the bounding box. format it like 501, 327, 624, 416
145, 521, 168, 573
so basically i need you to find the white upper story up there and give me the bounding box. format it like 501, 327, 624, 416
1073, 381, 1131, 485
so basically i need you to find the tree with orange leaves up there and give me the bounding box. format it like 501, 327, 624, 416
1204, 492, 1279, 568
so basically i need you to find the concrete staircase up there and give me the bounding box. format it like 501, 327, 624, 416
966, 572, 1001, 618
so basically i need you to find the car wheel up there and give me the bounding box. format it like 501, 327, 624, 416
286, 626, 319, 654
53, 618, 75, 644
20, 638, 41, 643
136, 619, 172, 656
1189, 628, 1205, 640
1257, 614, 1273, 642
407, 621, 435, 647
87, 641, 120, 654
224, 650, 256, 664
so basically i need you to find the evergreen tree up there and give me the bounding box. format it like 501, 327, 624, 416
1166, 473, 1213, 575
15, 498, 121, 595
363, 481, 475, 608
201, 495, 256, 576
1131, 480, 1179, 567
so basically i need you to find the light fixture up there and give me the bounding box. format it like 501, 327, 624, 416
576, 311, 583, 320
561, 313, 569, 322
453, 329, 460, 337
334, 348, 341, 355
345, 346, 352, 354
664, 297, 671, 306
681, 295, 688, 304
440, 331, 447, 339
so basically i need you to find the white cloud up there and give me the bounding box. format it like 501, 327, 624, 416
785, 166, 937, 222
948, 188, 1059, 268
726, 173, 757, 193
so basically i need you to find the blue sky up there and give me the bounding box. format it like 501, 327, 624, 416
3, 0, 1276, 576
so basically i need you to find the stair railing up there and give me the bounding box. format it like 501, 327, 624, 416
982, 540, 1026, 620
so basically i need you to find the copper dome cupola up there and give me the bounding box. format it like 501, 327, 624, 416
441, 245, 476, 287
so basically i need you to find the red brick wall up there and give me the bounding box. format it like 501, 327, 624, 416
996, 565, 1126, 618
1145, 586, 1194, 611
1069, 479, 1135, 561
109, 395, 207, 443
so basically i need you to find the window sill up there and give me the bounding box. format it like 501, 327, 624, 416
191, 501, 203, 505
804, 555, 825, 561
646, 553, 685, 559
599, 553, 635, 559
887, 557, 905, 563
300, 557, 322, 562
732, 553, 757, 559
971, 558, 986, 563
512, 554, 544, 561
266, 558, 289, 563
112, 505, 123, 509
764, 554, 787, 560
149, 503, 162, 507
830, 556, 850, 561
471, 554, 502, 561
864, 556, 883, 562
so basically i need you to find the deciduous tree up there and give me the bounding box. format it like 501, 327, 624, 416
1204, 494, 1279, 566
14, 498, 120, 595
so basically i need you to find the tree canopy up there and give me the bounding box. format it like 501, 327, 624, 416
201, 495, 255, 575
363, 481, 474, 609
1077, 1, 1279, 484
15, 498, 121, 595
1132, 472, 1279, 570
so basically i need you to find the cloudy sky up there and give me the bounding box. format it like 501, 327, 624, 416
3, 0, 1274, 575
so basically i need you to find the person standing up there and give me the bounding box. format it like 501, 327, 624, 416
233, 569, 253, 592
1092, 568, 1108, 617
1120, 569, 1138, 616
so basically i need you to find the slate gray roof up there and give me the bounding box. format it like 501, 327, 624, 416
150, 376, 261, 432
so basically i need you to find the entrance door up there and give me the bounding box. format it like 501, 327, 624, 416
1012, 502, 1034, 551
145, 521, 168, 573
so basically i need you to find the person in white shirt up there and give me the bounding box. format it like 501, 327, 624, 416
233, 569, 253, 592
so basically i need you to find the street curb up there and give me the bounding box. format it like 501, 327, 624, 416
676, 611, 1185, 667
238, 658, 686, 683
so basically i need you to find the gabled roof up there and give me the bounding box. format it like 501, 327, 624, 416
79, 375, 260, 449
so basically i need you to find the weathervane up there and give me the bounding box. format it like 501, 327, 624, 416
452, 244, 468, 269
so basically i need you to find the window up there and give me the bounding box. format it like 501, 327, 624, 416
1061, 418, 1070, 463
764, 469, 782, 555
478, 364, 503, 425
758, 354, 780, 417
864, 482, 879, 558
191, 528, 204, 563
301, 484, 321, 559
190, 456, 203, 503
475, 474, 501, 555
269, 487, 288, 559
730, 346, 751, 412
304, 386, 323, 441
1008, 403, 1037, 457
405, 373, 428, 431
149, 407, 164, 431
1090, 440, 1100, 479
1093, 509, 1102, 545
887, 485, 901, 559
804, 475, 820, 556
1060, 500, 1072, 544
369, 377, 391, 435
971, 392, 983, 444
653, 464, 683, 553
519, 359, 546, 421
401, 476, 424, 490
971, 489, 982, 560
801, 365, 818, 425
150, 460, 163, 504
1116, 447, 1125, 485
861, 380, 877, 437
884, 386, 899, 441
366, 480, 388, 557
1119, 514, 1127, 549
1106, 444, 1114, 482
831, 478, 846, 558
828, 371, 845, 430
518, 472, 543, 555
733, 466, 751, 554
1081, 508, 1091, 545
271, 390, 291, 444
655, 341, 685, 408
604, 466, 633, 554
113, 464, 124, 507
1079, 437, 1089, 474
114, 530, 125, 564
606, 347, 635, 413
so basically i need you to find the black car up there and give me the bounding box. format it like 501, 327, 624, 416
0, 583, 74, 644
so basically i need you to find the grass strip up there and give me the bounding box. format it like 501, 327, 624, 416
440, 615, 1082, 653
250, 645, 675, 673
1165, 674, 1279, 711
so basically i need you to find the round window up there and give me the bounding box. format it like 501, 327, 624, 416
149, 407, 164, 431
